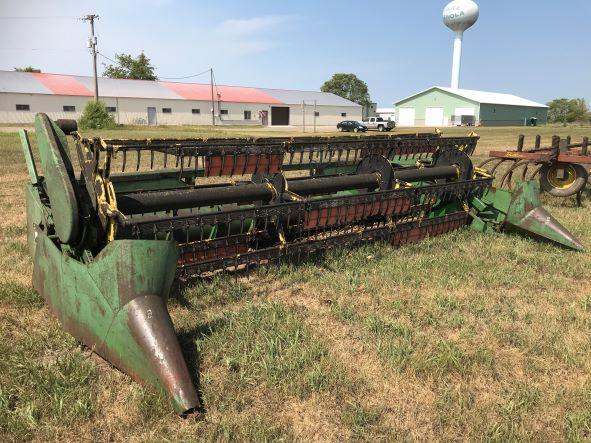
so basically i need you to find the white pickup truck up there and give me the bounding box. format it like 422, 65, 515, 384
361, 116, 395, 132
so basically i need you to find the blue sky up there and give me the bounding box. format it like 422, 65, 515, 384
1, 0, 589, 106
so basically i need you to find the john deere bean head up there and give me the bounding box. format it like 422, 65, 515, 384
21, 113, 584, 414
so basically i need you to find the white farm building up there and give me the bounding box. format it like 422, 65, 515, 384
394, 86, 549, 127
0, 70, 362, 127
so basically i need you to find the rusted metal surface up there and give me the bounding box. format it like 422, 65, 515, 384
483, 134, 591, 200
488, 150, 591, 165
205, 153, 284, 176
303, 196, 413, 230
390, 212, 469, 247
126, 295, 200, 414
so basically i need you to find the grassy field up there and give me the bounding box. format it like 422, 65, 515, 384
1, 124, 591, 441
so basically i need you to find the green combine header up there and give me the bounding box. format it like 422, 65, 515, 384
21, 113, 583, 414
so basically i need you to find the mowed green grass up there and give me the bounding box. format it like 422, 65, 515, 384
1, 124, 591, 441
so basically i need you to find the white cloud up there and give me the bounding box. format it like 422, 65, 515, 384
217, 15, 289, 36
209, 15, 291, 56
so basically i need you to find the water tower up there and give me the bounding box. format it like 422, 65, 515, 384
443, 0, 479, 89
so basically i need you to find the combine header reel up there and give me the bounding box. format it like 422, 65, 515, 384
480, 134, 591, 203
21, 114, 584, 414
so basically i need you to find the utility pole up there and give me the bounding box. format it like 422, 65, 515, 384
210, 68, 215, 126
82, 14, 99, 101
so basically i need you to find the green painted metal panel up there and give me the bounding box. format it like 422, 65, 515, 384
469, 180, 584, 251
505, 181, 583, 250
30, 230, 200, 413
34, 114, 80, 245
479, 103, 548, 126
26, 176, 199, 412
25, 183, 49, 258
395, 88, 480, 125
19, 129, 39, 186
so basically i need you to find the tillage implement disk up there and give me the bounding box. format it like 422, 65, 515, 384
21, 114, 584, 414
481, 134, 591, 201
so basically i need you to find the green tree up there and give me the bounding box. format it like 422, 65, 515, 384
78, 100, 116, 130
103, 52, 157, 80
567, 98, 589, 123
547, 98, 589, 124
320, 73, 371, 106
14, 66, 41, 73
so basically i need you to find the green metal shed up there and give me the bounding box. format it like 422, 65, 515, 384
394, 86, 548, 127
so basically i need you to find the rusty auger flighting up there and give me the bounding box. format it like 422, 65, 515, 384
21, 114, 584, 414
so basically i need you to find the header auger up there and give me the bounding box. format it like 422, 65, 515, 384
21, 113, 584, 414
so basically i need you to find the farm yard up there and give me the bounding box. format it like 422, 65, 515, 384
1, 124, 591, 442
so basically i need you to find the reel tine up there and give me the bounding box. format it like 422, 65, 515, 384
254, 152, 261, 175
122, 149, 127, 172
506, 168, 516, 190
220, 150, 226, 177
179, 147, 185, 179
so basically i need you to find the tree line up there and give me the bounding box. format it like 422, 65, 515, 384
546, 98, 590, 125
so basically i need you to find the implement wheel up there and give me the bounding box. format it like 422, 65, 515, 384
539, 162, 588, 197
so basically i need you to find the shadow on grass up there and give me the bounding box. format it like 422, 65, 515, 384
170, 247, 360, 304
538, 185, 591, 209
177, 316, 227, 414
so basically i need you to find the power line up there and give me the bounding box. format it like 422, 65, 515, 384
159, 69, 212, 80
97, 51, 118, 65
99, 51, 212, 83
213, 70, 222, 99
0, 16, 77, 20
0, 47, 85, 51
3, 15, 213, 84
5, 14, 214, 87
